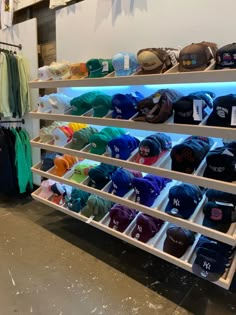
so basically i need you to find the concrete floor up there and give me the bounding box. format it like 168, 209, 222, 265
0, 195, 236, 315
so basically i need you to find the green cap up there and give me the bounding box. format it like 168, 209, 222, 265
89, 127, 126, 155
70, 91, 102, 116
86, 59, 114, 78
70, 127, 98, 150
92, 94, 112, 117
81, 195, 113, 221
70, 163, 92, 183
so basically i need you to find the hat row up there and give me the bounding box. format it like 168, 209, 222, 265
37, 42, 236, 81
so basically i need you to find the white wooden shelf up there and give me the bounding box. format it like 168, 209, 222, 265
29, 69, 236, 289
29, 110, 236, 139
31, 138, 236, 195
29, 68, 236, 88
31, 162, 236, 246
31, 187, 236, 290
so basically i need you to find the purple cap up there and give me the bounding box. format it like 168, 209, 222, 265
131, 213, 164, 243
109, 204, 138, 232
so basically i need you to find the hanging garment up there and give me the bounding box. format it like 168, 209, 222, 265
0, 52, 10, 117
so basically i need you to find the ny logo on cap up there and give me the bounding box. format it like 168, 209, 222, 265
203, 261, 211, 270
173, 198, 180, 207
216, 106, 229, 118
113, 219, 119, 226
137, 225, 142, 232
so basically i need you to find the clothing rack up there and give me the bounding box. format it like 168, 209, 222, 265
0, 119, 25, 124
0, 41, 22, 50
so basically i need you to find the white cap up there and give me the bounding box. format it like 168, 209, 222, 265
38, 66, 52, 81
49, 93, 71, 114
37, 95, 53, 113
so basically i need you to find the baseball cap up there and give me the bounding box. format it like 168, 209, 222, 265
67, 123, 88, 133
70, 163, 93, 183
70, 91, 103, 116
48, 93, 71, 114
66, 188, 90, 213
38, 66, 52, 81
203, 146, 236, 182
165, 184, 202, 219
110, 168, 134, 197
51, 155, 78, 177
86, 58, 114, 78
132, 175, 169, 207
179, 43, 214, 72
81, 195, 113, 221
202, 201, 236, 233
38, 179, 55, 199
207, 94, 236, 127
88, 163, 117, 190
70, 127, 98, 151
107, 134, 140, 160
51, 183, 72, 198
137, 48, 172, 74
89, 127, 126, 155
131, 213, 164, 243
70, 62, 87, 79
48, 62, 71, 80
37, 95, 52, 113
136, 89, 182, 123
136, 133, 172, 165
109, 204, 138, 232
192, 247, 229, 282
206, 189, 236, 205
112, 92, 144, 120
163, 225, 195, 258
52, 126, 73, 147
171, 136, 212, 174
91, 94, 112, 117
112, 52, 139, 76
41, 153, 58, 172
216, 43, 236, 69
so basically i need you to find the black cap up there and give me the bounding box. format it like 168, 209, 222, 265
216, 43, 236, 69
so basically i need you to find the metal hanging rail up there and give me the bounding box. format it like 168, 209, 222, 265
0, 119, 25, 124
0, 41, 22, 50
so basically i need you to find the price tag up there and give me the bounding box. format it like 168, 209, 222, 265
124, 55, 130, 70
193, 99, 203, 121
231, 106, 236, 126
102, 61, 109, 72
153, 93, 161, 104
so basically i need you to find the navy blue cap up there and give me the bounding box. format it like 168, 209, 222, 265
107, 134, 140, 160
165, 184, 202, 219
110, 168, 134, 197
112, 92, 144, 120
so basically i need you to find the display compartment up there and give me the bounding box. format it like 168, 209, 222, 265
31, 187, 236, 289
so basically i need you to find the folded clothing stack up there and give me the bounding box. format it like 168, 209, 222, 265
163, 225, 195, 258
134, 89, 182, 123
81, 195, 114, 221
89, 127, 126, 155
112, 92, 144, 120
203, 142, 236, 182
109, 204, 138, 232
192, 236, 234, 282
65, 188, 90, 213
107, 134, 140, 160
136, 132, 172, 165
165, 183, 203, 219
171, 136, 213, 173
173, 91, 215, 125
110, 168, 143, 197
131, 213, 165, 243
132, 174, 171, 207
88, 163, 117, 190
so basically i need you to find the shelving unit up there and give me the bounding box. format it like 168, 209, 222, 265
29, 71, 236, 289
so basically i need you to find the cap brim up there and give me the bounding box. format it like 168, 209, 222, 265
136, 154, 160, 165
50, 168, 66, 177
179, 64, 208, 72
202, 217, 230, 233
163, 238, 188, 258
70, 175, 87, 183
207, 112, 231, 127
115, 70, 133, 77
203, 167, 227, 181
